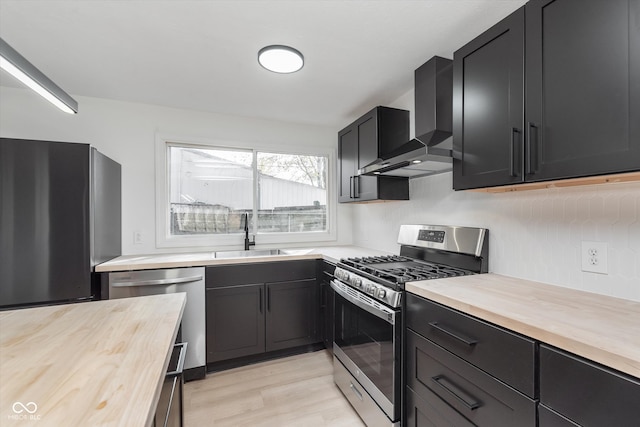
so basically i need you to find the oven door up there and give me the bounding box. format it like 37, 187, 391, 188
331, 279, 401, 422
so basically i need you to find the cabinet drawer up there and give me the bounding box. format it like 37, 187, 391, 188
540, 345, 640, 427
538, 404, 579, 427
406, 293, 536, 397
406, 329, 536, 427
206, 260, 316, 288
406, 385, 474, 427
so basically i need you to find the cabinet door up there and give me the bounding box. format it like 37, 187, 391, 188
354, 113, 379, 201
265, 279, 319, 352
525, 0, 640, 181
539, 345, 640, 426
319, 261, 336, 352
206, 284, 265, 363
453, 7, 525, 190
338, 126, 357, 203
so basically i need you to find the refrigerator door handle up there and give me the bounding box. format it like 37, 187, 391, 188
111, 275, 203, 287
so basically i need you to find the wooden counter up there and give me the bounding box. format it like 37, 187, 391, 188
0, 293, 186, 427
94, 245, 391, 272
406, 273, 640, 379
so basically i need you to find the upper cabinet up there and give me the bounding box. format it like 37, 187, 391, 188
525, 0, 640, 182
452, 7, 525, 189
338, 106, 410, 203
453, 0, 640, 190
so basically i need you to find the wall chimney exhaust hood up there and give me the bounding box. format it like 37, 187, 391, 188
359, 56, 453, 178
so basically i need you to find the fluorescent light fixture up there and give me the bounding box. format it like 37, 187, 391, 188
0, 37, 78, 114
258, 45, 304, 74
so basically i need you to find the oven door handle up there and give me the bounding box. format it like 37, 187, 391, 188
330, 280, 396, 325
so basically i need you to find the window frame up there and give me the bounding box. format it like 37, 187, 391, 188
155, 134, 336, 249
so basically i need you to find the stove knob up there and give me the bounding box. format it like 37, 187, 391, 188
377, 288, 387, 299
352, 277, 362, 288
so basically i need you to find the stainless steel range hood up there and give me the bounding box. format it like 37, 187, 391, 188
359, 56, 453, 178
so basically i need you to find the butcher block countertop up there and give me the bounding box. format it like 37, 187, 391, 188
0, 293, 186, 427
406, 273, 640, 379
95, 245, 391, 272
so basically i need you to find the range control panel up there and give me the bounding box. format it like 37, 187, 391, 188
418, 229, 445, 243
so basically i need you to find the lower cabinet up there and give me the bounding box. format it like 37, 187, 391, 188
405, 292, 640, 427
319, 261, 336, 352
405, 293, 536, 427
154, 343, 186, 427
406, 384, 474, 427
405, 329, 536, 427
538, 404, 580, 427
206, 284, 265, 362
265, 279, 319, 352
205, 260, 320, 364
539, 344, 640, 427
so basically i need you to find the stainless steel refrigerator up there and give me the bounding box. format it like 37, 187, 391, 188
0, 138, 121, 309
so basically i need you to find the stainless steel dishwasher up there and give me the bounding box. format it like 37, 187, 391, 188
106, 267, 206, 380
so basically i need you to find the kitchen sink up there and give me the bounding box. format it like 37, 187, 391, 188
213, 249, 284, 259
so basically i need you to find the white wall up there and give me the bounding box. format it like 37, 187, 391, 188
351, 89, 640, 302
0, 86, 352, 254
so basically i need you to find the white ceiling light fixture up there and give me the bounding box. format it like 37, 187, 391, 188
0, 37, 78, 114
258, 45, 304, 74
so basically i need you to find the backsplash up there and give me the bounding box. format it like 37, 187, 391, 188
351, 172, 640, 302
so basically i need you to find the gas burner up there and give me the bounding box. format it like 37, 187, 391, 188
340, 256, 474, 285
355, 255, 411, 264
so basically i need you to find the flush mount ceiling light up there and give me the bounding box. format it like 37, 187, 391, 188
258, 45, 304, 74
0, 37, 78, 114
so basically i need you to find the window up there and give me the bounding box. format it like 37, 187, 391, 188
156, 138, 334, 248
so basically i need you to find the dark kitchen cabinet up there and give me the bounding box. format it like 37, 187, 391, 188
318, 260, 336, 353
338, 106, 410, 202
454, 0, 640, 190
524, 0, 640, 182
405, 293, 536, 427
154, 343, 186, 427
406, 293, 536, 397
205, 260, 320, 364
206, 284, 265, 362
453, 7, 525, 190
406, 330, 536, 427
406, 383, 475, 427
539, 344, 640, 427
266, 279, 318, 352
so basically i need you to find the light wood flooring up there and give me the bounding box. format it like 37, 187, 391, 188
184, 350, 366, 426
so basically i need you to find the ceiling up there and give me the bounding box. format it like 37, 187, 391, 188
0, 0, 526, 129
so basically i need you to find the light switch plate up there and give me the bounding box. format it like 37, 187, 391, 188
581, 241, 608, 274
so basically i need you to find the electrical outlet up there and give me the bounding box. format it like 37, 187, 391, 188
581, 241, 608, 274
133, 231, 143, 245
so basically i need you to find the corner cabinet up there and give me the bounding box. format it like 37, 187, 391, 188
454, 0, 640, 190
205, 260, 320, 365
338, 106, 410, 203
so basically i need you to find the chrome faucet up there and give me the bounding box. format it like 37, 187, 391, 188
243, 212, 255, 250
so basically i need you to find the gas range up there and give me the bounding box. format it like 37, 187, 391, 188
335, 225, 489, 308
331, 224, 488, 427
